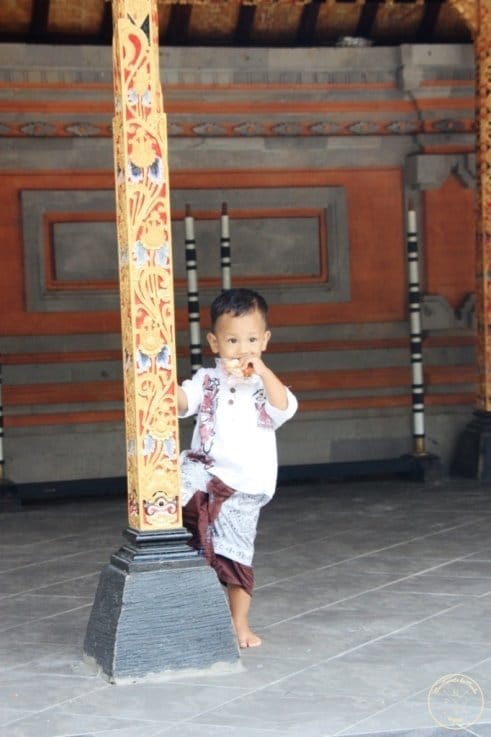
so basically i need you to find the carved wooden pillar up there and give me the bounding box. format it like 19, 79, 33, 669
112, 0, 183, 532
451, 0, 491, 478
83, 0, 239, 682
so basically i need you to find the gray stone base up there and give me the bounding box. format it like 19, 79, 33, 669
451, 410, 491, 482
83, 531, 240, 683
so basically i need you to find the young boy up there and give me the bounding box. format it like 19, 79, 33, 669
177, 288, 297, 648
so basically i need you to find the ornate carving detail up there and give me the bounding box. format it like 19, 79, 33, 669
113, 0, 181, 531
19, 122, 55, 136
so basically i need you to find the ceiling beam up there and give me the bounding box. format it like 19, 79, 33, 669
415, 0, 444, 42
355, 0, 380, 40
234, 4, 256, 45
297, 0, 323, 45
165, 3, 192, 44
29, 0, 50, 40
100, 1, 113, 44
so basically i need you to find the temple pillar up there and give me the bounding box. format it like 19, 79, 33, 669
83, 0, 239, 682
451, 0, 491, 480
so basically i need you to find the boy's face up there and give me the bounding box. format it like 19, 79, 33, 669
207, 308, 271, 360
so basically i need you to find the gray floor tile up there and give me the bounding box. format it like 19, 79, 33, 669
191, 691, 388, 736
0, 707, 34, 726
0, 554, 109, 597
257, 599, 463, 660
0, 539, 118, 572
338, 699, 491, 736
0, 593, 92, 630
0, 641, 72, 673
329, 635, 488, 695
1, 709, 163, 737
321, 553, 459, 577
58, 681, 251, 723
396, 602, 491, 645
383, 573, 491, 597
24, 572, 101, 598
150, 725, 284, 737
467, 550, 491, 563
261, 636, 489, 715
331, 589, 466, 615
0, 605, 92, 645
379, 535, 491, 561
434, 560, 491, 579
4, 644, 101, 679
0, 668, 107, 716
89, 727, 174, 737
252, 570, 405, 627
161, 652, 314, 688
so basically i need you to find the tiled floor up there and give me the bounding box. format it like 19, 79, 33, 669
1, 476, 491, 737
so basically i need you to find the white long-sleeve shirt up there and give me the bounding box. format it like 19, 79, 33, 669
179, 360, 297, 498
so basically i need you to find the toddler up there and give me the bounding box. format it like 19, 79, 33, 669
177, 288, 297, 647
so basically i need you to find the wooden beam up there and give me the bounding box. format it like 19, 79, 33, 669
297, 0, 322, 45
355, 0, 380, 40
100, 0, 113, 43
415, 0, 444, 42
165, 3, 192, 44
234, 4, 256, 45
29, 0, 50, 40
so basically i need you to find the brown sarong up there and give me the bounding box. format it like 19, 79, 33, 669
182, 474, 254, 596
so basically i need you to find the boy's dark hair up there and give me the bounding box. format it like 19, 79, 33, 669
210, 288, 268, 329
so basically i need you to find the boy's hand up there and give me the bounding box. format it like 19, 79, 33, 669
241, 355, 289, 410
223, 356, 262, 378
223, 355, 288, 410
239, 354, 266, 378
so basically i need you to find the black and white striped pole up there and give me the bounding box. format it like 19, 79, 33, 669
220, 202, 232, 291
184, 203, 202, 374
407, 199, 426, 456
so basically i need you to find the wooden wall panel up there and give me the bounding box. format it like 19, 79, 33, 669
0, 170, 120, 335
0, 167, 406, 336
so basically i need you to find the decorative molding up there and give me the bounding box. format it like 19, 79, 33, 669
0, 114, 475, 139
21, 183, 350, 312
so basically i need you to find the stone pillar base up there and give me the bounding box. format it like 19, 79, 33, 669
451, 410, 491, 481
0, 478, 20, 512
83, 527, 240, 683
398, 452, 443, 484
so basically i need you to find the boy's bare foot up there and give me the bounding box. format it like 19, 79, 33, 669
234, 622, 262, 648
227, 584, 262, 648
